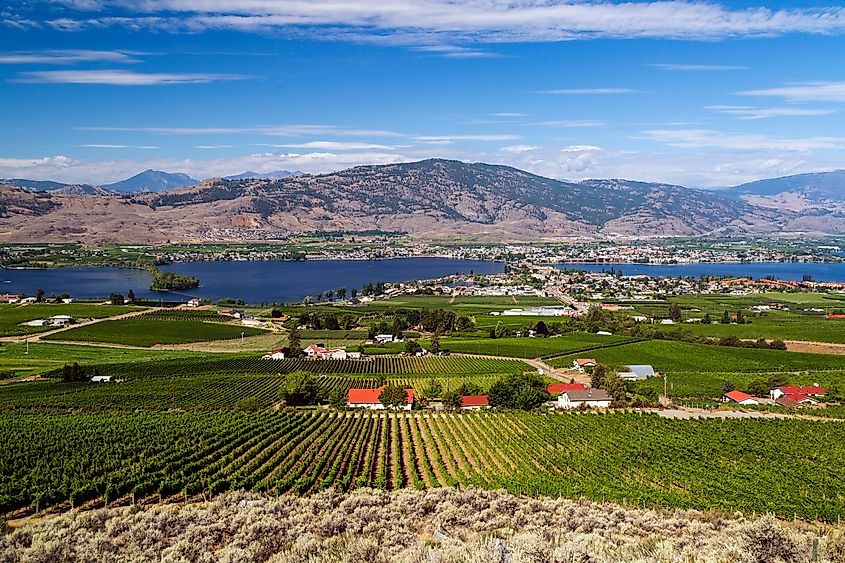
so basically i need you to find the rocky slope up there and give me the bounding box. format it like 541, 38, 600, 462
1, 159, 843, 243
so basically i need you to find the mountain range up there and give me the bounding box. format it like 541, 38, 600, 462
1, 159, 844, 243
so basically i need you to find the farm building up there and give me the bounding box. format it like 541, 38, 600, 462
0, 294, 20, 304
262, 348, 289, 360
304, 344, 348, 360
557, 389, 613, 410
547, 383, 586, 395
347, 386, 414, 410
572, 358, 597, 373
186, 298, 202, 307
617, 365, 656, 381
770, 385, 827, 400
90, 375, 112, 383
460, 395, 489, 410
47, 315, 74, 327
723, 390, 759, 405
374, 334, 404, 344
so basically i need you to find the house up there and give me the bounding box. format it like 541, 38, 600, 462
304, 343, 348, 360
770, 385, 827, 400
47, 315, 74, 327
660, 319, 675, 325
186, 298, 202, 307
262, 348, 289, 360
90, 375, 112, 383
723, 390, 759, 405
596, 331, 613, 336
557, 389, 613, 410
617, 365, 656, 381
460, 395, 489, 409
781, 393, 819, 405
374, 334, 403, 344
632, 315, 650, 323
775, 396, 801, 408
547, 383, 586, 395
347, 386, 414, 410
572, 358, 597, 373
0, 294, 20, 304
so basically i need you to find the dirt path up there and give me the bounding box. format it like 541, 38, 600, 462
451, 352, 588, 384
785, 340, 845, 355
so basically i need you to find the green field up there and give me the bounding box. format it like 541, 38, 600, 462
434, 333, 636, 358
45, 318, 267, 346
3, 410, 845, 521
0, 303, 143, 337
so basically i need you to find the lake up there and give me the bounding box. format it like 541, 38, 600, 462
556, 261, 845, 282
0, 258, 504, 303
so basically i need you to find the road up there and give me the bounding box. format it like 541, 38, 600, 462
452, 352, 589, 384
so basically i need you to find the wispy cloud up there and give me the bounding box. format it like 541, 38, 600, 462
499, 145, 540, 154
706, 105, 837, 120
13, 69, 250, 85
527, 120, 606, 128
80, 144, 159, 149
258, 141, 401, 150
32, 1, 845, 42
414, 134, 521, 142
77, 124, 403, 137
194, 145, 233, 149
649, 63, 748, 71
0, 49, 140, 64
538, 88, 640, 95
490, 112, 528, 117
642, 129, 845, 151
412, 45, 502, 59
737, 82, 845, 103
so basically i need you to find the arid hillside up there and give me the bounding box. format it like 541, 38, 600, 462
3, 159, 845, 243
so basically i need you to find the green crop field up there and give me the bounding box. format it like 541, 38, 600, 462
654, 313, 845, 344
550, 339, 845, 373
436, 333, 636, 358
44, 318, 267, 346
0, 303, 143, 337
2, 410, 844, 521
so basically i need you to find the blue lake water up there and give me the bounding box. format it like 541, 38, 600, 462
556, 262, 845, 282
0, 258, 504, 303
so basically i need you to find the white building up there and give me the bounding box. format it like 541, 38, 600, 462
557, 389, 613, 410
617, 365, 656, 381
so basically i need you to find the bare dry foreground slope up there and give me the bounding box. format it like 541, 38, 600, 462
4, 488, 845, 563
3, 159, 844, 243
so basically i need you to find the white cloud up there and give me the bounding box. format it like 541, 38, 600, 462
538, 88, 640, 95
706, 105, 837, 120
35, 1, 845, 42
500, 145, 540, 153
0, 49, 139, 64
642, 129, 845, 151
649, 63, 748, 71
263, 141, 400, 150
560, 145, 602, 153
737, 82, 845, 103
412, 45, 501, 58
193, 145, 233, 149
77, 124, 403, 137
414, 134, 521, 142
13, 69, 249, 85
81, 144, 159, 149
490, 112, 528, 117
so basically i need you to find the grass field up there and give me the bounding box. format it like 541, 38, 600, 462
434, 332, 636, 358
551, 339, 845, 373
45, 318, 267, 347
3, 410, 844, 521
0, 303, 143, 337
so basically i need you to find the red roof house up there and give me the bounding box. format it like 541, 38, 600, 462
347, 386, 414, 410
460, 395, 489, 409
771, 384, 827, 399
547, 383, 587, 395
723, 390, 759, 405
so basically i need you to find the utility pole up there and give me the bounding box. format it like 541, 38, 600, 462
25, 338, 29, 355
664, 372, 668, 405
241, 331, 245, 347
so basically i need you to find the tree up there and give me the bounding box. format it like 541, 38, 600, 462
336, 287, 347, 300
36, 288, 44, 303
721, 310, 732, 324
703, 312, 712, 324
747, 379, 769, 397
127, 289, 135, 302
404, 339, 423, 356
488, 373, 549, 410
590, 364, 609, 390
278, 371, 319, 406
534, 320, 549, 337
721, 380, 736, 394
668, 303, 682, 323
430, 333, 441, 354
270, 308, 283, 319
736, 310, 745, 324
379, 385, 408, 409
61, 363, 88, 383
423, 377, 442, 399
442, 389, 463, 410
287, 328, 304, 357
329, 389, 346, 409
769, 339, 787, 350
602, 373, 627, 402
109, 293, 125, 305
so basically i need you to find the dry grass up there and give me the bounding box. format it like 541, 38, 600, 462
3, 488, 845, 563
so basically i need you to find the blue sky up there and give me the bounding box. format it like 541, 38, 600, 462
1, 1, 844, 187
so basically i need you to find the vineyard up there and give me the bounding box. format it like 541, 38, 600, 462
432, 333, 636, 359
2, 410, 844, 521
44, 317, 268, 346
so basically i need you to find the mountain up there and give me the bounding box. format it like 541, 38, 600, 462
1, 178, 72, 191
102, 170, 198, 193
729, 170, 845, 212
1, 158, 844, 244
224, 170, 302, 180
